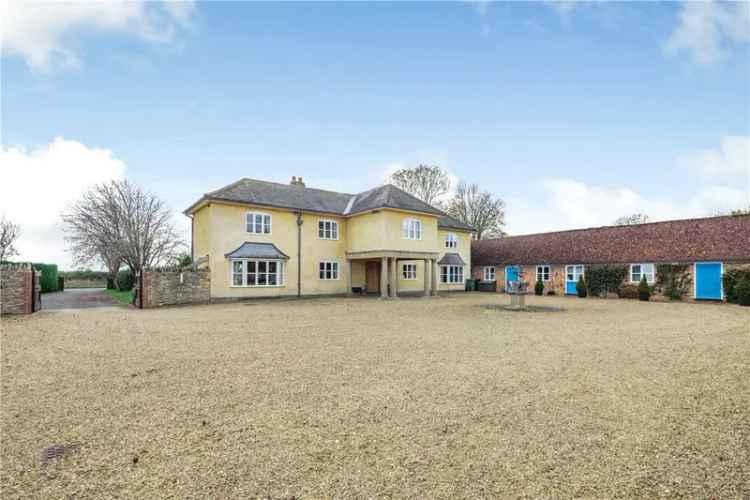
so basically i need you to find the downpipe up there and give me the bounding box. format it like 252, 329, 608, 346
296, 212, 303, 298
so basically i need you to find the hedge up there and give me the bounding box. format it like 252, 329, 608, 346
32, 263, 59, 293
723, 267, 750, 304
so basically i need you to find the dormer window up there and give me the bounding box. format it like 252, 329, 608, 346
445, 233, 458, 248
246, 212, 271, 234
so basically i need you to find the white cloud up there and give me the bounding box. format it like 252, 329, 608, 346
505, 135, 750, 235
0, 0, 196, 70
0, 137, 126, 268
665, 0, 750, 64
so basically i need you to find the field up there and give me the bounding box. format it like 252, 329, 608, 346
1, 294, 748, 498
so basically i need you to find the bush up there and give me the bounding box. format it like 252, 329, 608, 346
585, 265, 627, 297
723, 268, 750, 304
116, 269, 136, 291
638, 276, 651, 301
735, 276, 750, 307
534, 280, 544, 296
617, 284, 639, 299
32, 263, 59, 293
576, 276, 587, 298
654, 264, 692, 301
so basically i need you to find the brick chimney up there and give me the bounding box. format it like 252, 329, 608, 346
290, 176, 306, 187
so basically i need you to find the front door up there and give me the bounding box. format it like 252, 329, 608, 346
365, 261, 380, 293
505, 266, 519, 291
695, 262, 722, 300
565, 265, 584, 295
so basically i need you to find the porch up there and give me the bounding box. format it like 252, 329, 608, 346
345, 250, 440, 298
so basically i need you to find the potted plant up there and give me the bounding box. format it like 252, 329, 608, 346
638, 276, 651, 301
576, 276, 587, 298
535, 280, 544, 296
736, 276, 750, 307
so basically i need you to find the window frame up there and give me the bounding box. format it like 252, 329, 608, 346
440, 265, 464, 284
482, 266, 496, 281
629, 263, 655, 283
565, 264, 585, 282
402, 263, 417, 280
536, 265, 551, 282
445, 232, 458, 248
317, 219, 339, 240
245, 211, 272, 235
318, 260, 340, 280
230, 259, 284, 287
402, 218, 422, 240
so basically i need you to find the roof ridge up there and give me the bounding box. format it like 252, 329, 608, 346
484, 213, 750, 241
238, 177, 355, 197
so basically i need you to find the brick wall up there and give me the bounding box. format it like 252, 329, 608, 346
0, 263, 39, 315
140, 268, 211, 308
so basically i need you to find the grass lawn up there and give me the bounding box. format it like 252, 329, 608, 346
1, 294, 748, 498
104, 288, 134, 305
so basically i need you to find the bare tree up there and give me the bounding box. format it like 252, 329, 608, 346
63, 180, 183, 278
390, 165, 450, 206
613, 213, 650, 226
446, 182, 506, 239
0, 215, 21, 262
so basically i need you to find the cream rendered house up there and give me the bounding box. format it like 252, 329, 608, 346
185, 177, 474, 299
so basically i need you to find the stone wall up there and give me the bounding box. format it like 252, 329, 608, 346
1, 263, 39, 315
141, 268, 211, 308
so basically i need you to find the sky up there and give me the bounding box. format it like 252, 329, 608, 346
1, 0, 749, 270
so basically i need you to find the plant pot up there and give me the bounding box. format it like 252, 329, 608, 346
639, 292, 650, 301
577, 291, 587, 298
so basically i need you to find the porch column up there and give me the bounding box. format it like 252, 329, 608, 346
347, 259, 353, 296
380, 257, 388, 298
431, 259, 439, 296
389, 257, 398, 298
423, 258, 431, 297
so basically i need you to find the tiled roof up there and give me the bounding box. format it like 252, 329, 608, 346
438, 252, 466, 265
224, 242, 290, 260
472, 215, 750, 265
186, 178, 475, 231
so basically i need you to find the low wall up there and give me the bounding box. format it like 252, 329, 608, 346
140, 268, 210, 308
1, 263, 40, 315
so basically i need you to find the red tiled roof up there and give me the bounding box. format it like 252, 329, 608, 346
472, 215, 750, 265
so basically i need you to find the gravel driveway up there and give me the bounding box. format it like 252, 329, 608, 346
41, 288, 120, 310
1, 294, 748, 498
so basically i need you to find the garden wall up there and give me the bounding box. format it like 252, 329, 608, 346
1, 263, 41, 315
139, 268, 210, 308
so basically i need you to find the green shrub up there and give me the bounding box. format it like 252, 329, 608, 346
116, 269, 135, 291
617, 284, 639, 299
32, 263, 59, 293
723, 268, 750, 304
735, 276, 750, 307
576, 276, 587, 298
638, 276, 651, 301
585, 265, 628, 297
534, 280, 544, 296
654, 264, 692, 301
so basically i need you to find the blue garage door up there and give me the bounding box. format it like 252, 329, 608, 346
695, 262, 722, 300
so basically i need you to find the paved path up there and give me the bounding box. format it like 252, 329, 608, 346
42, 288, 122, 310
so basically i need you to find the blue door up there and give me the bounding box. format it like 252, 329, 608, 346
505, 266, 519, 290
695, 262, 722, 300
565, 265, 584, 295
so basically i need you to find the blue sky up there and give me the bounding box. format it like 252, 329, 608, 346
2, 1, 749, 269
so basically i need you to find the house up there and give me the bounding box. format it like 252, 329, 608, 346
184, 177, 474, 299
471, 215, 750, 301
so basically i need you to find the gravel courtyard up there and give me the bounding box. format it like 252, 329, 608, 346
1, 294, 748, 498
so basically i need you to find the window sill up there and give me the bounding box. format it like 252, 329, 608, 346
230, 284, 286, 288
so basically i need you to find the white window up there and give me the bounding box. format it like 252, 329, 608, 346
402, 263, 417, 280
318, 220, 339, 240
630, 263, 655, 283
566, 265, 585, 282
402, 218, 422, 240
230, 259, 284, 287
246, 212, 271, 234
319, 261, 339, 280
483, 266, 496, 281
440, 265, 464, 284
445, 233, 458, 248
536, 265, 551, 282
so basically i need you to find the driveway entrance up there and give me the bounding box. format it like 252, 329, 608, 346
42, 288, 121, 310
